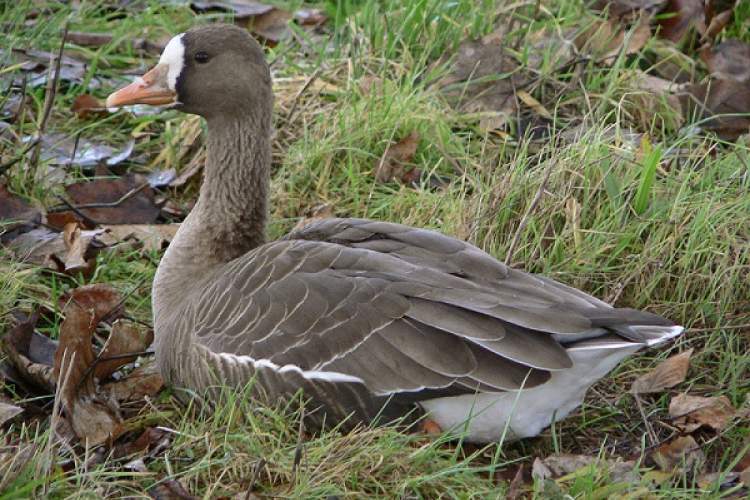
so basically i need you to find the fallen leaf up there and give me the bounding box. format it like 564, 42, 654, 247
630, 348, 693, 394
67, 31, 113, 47
1, 312, 57, 392
700, 39, 750, 82
627, 70, 684, 130
439, 30, 520, 131
531, 454, 639, 483
697, 471, 740, 490
652, 435, 705, 471
71, 94, 108, 119
516, 90, 552, 119
294, 8, 327, 26
657, 0, 706, 42
148, 478, 197, 500
683, 79, 750, 140
62, 222, 92, 273
24, 133, 134, 168
146, 169, 177, 188
94, 320, 154, 380
103, 361, 164, 402
246, 8, 293, 45
0, 184, 41, 240
575, 16, 651, 65
113, 426, 170, 460
669, 393, 738, 432
63, 172, 161, 224
97, 224, 179, 252
53, 284, 126, 447
0, 399, 23, 426
0, 48, 89, 88
8, 226, 102, 272
374, 132, 420, 183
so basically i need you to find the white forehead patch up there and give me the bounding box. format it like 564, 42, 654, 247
158, 33, 185, 91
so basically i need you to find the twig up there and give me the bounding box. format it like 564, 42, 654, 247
634, 393, 658, 447
504, 159, 555, 265
30, 22, 69, 172
49, 182, 149, 213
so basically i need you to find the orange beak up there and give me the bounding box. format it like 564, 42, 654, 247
106, 64, 176, 108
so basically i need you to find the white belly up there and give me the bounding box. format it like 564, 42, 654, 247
419, 344, 641, 443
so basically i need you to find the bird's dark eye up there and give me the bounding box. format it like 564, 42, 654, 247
194, 52, 210, 64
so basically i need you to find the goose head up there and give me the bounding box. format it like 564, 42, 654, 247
107, 24, 272, 120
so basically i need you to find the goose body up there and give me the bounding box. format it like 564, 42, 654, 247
107, 25, 683, 443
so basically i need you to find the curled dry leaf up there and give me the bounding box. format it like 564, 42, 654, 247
7, 226, 102, 274
113, 426, 170, 460
62, 222, 92, 273
652, 435, 705, 471
630, 348, 693, 394
669, 393, 738, 432
103, 361, 163, 402
1, 312, 57, 392
374, 132, 420, 183
53, 284, 126, 447
94, 319, 155, 380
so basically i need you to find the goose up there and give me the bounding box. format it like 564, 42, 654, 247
106, 24, 684, 443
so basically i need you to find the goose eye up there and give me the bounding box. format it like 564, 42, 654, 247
194, 52, 210, 64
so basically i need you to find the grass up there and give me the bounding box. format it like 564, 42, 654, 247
1, 0, 749, 497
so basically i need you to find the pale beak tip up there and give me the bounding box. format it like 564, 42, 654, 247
105, 93, 120, 109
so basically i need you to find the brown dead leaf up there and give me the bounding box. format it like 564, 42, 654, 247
669, 393, 738, 432
97, 224, 180, 253
683, 79, 750, 140
7, 226, 103, 273
1, 312, 57, 392
72, 94, 107, 119
62, 222, 92, 273
53, 284, 126, 447
627, 70, 684, 130
246, 8, 293, 45
701, 39, 750, 82
148, 478, 197, 500
652, 435, 705, 471
658, 0, 706, 42
67, 31, 113, 47
375, 132, 420, 183
294, 8, 327, 26
630, 348, 693, 394
439, 30, 520, 131
575, 16, 651, 65
64, 173, 161, 224
0, 184, 41, 241
113, 426, 170, 460
94, 320, 154, 380
103, 361, 164, 402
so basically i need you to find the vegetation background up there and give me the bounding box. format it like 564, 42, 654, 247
0, 0, 748, 497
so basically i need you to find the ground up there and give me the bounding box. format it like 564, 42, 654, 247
1, 0, 749, 498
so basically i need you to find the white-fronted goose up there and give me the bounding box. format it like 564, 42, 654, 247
106, 25, 684, 443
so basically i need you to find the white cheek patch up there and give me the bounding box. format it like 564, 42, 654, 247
158, 33, 186, 91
